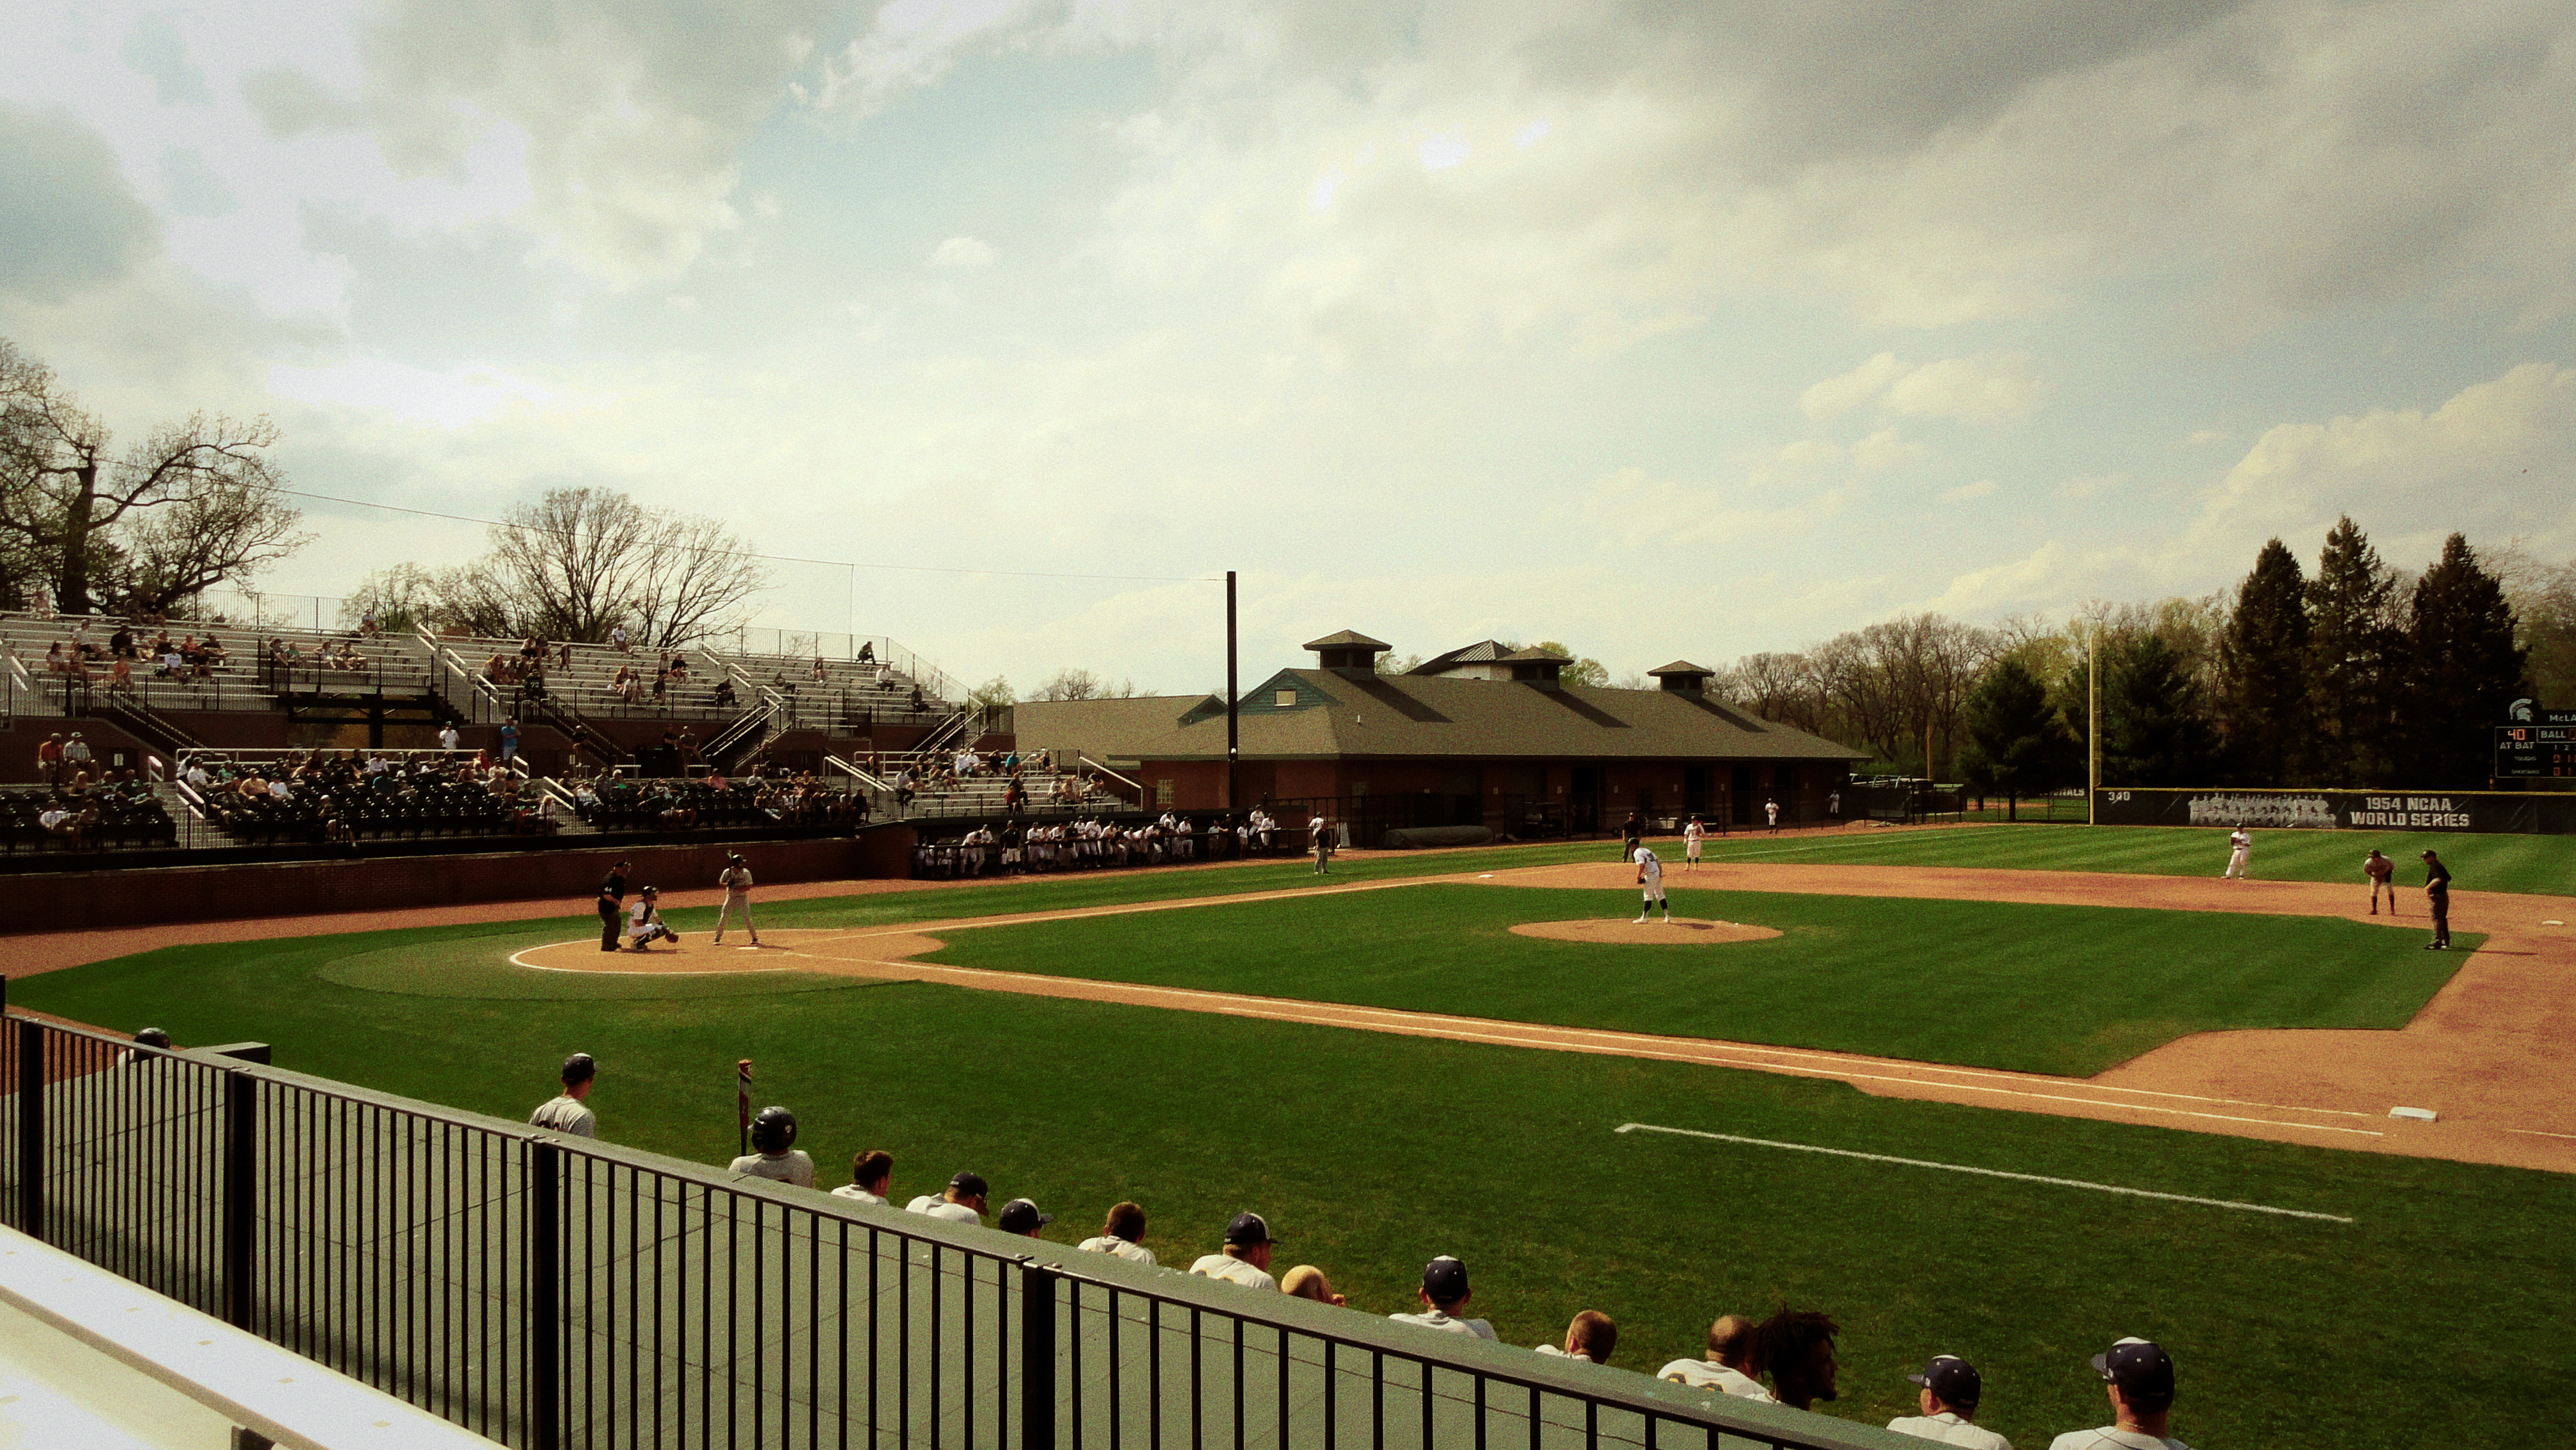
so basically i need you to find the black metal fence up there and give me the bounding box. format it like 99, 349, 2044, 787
1, 1010, 1912, 1450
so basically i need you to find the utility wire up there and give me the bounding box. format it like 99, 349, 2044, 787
268, 486, 1221, 585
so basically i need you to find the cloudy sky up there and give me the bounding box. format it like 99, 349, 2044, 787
6, 0, 2574, 692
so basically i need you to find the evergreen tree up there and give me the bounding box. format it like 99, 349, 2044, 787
2397, 534, 2528, 787
2305, 516, 2402, 785
2103, 633, 2221, 786
2217, 538, 2310, 785
1958, 658, 2077, 817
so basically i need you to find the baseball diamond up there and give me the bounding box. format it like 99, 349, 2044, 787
13, 823, 2576, 1450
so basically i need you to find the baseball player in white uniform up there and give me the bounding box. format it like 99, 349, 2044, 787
2222, 825, 2250, 879
1683, 816, 1705, 868
625, 887, 678, 950
528, 1052, 599, 1137
1078, 1201, 1159, 1265
1633, 845, 1670, 923
712, 854, 761, 946
1309, 814, 1330, 875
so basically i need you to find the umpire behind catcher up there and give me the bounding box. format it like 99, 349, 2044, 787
597, 859, 633, 952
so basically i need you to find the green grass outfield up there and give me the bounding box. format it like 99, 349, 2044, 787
1671, 822, 2573, 896
11, 916, 2572, 1450
918, 884, 2475, 1076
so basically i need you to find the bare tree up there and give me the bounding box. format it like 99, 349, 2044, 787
429, 487, 771, 646
1, 338, 305, 615
1032, 667, 1104, 701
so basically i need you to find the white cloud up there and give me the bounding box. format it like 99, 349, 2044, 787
1801, 351, 2043, 426
2057, 472, 2129, 500
1801, 352, 1907, 422
1939, 478, 2000, 503
2191, 362, 2576, 560
1416, 131, 1472, 173
1885, 354, 2044, 425
818, 0, 1039, 116
928, 235, 998, 268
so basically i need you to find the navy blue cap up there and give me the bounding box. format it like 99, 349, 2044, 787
1422, 1256, 1469, 1302
1224, 1212, 1277, 1247
997, 1198, 1052, 1234
948, 1171, 989, 1197
1907, 1355, 1980, 1408
2093, 1339, 2174, 1398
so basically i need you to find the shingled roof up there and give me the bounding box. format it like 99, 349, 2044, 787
1100, 668, 1866, 763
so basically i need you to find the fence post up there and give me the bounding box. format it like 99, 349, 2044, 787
15, 1020, 43, 1240
222, 1069, 257, 1328
1020, 1262, 1058, 1450
528, 1141, 561, 1450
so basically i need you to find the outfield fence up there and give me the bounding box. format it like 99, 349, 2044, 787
0, 1008, 1922, 1450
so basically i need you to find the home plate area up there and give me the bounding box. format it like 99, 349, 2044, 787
1507, 918, 1782, 945
511, 928, 919, 975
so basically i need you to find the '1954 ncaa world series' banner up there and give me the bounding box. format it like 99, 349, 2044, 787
2092, 788, 2576, 834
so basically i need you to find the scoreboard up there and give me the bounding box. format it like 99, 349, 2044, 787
2496, 724, 2576, 777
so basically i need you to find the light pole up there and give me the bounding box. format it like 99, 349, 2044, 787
1225, 570, 1239, 811
2086, 621, 2100, 825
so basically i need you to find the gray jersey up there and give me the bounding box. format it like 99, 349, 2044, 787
530, 1095, 597, 1138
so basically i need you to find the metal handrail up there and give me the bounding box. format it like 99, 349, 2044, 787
2, 1014, 1913, 1450
1078, 754, 1147, 801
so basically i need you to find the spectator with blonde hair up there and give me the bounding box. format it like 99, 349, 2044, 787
1278, 1266, 1346, 1305
1535, 1310, 1618, 1365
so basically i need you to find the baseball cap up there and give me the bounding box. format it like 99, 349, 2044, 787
948, 1171, 989, 1197
561, 1052, 596, 1085
1421, 1256, 1469, 1302
996, 1198, 1053, 1234
1907, 1355, 1981, 1408
1224, 1212, 1277, 1247
2419, 850, 2438, 859
2092, 1338, 2175, 1398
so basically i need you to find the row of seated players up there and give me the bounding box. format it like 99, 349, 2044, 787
1, 777, 177, 851
567, 770, 868, 832
182, 751, 539, 844
915, 811, 1316, 877
521, 1065, 2181, 1450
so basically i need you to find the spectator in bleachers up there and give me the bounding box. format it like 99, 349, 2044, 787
500, 719, 521, 764
1661, 1315, 1774, 1400
1758, 1308, 1842, 1411
832, 1151, 894, 1206
1278, 1266, 1346, 1305
38, 801, 85, 845
2049, 1340, 2179, 1450
857, 640, 875, 662
1535, 1311, 1618, 1364
810, 655, 828, 682
908, 684, 926, 712
997, 1198, 1053, 1238
1889, 1355, 2008, 1449
728, 1107, 816, 1186
1389, 1257, 1495, 1339
1078, 1203, 1156, 1264
37, 734, 64, 785
107, 653, 134, 695
44, 641, 69, 675
1189, 1214, 1281, 1291
874, 662, 894, 690
713, 677, 738, 708
905, 1172, 989, 1225
611, 623, 630, 652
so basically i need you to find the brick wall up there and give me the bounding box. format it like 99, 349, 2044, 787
21, 827, 916, 932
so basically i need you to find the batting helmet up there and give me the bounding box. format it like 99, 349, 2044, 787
561, 1052, 596, 1087
751, 1105, 798, 1154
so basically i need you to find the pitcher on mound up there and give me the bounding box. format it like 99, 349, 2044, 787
1632, 845, 1670, 924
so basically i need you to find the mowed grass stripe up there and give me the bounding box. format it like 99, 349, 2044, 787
916, 884, 2473, 1076
10, 928, 2571, 1450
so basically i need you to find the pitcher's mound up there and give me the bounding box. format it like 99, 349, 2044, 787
1509, 918, 1781, 946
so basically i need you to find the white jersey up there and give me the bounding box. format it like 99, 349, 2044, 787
727, 1150, 815, 1187
720, 865, 755, 891
1633, 847, 1662, 881
2045, 1432, 2186, 1450
1188, 1254, 1278, 1291
528, 1095, 597, 1138
1532, 1344, 1596, 1362
2228, 830, 2250, 855
1658, 1360, 1775, 1401
1387, 1309, 1495, 1339
1078, 1235, 1158, 1266
1888, 1412, 2012, 1449
905, 1195, 982, 1225
829, 1185, 884, 1205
